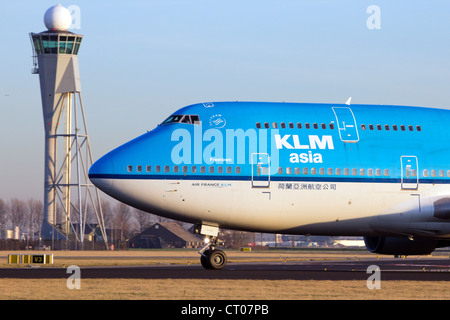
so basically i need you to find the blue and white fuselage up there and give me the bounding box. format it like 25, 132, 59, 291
89, 101, 450, 266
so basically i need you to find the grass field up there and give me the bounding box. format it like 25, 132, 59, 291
0, 249, 449, 300
2, 278, 449, 300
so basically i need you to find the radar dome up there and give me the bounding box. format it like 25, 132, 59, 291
44, 4, 72, 31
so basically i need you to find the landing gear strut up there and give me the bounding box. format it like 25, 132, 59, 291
195, 224, 227, 270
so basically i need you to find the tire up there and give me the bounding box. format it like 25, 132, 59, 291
200, 254, 212, 269
208, 249, 227, 270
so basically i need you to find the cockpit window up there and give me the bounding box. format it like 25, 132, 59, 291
161, 114, 200, 125
162, 115, 184, 124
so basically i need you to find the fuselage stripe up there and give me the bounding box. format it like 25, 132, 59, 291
88, 173, 450, 185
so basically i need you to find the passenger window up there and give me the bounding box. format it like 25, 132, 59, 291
294, 167, 300, 174
297, 123, 302, 129
137, 165, 142, 172
127, 165, 133, 172
335, 168, 341, 175
416, 125, 422, 132
278, 167, 283, 174
368, 169, 373, 176
313, 123, 318, 129
286, 167, 292, 174
329, 123, 334, 130
256, 123, 261, 129
164, 165, 170, 173
423, 169, 429, 177
182, 166, 188, 173
218, 166, 223, 174
281, 122, 286, 129
376, 169, 381, 176
264, 122, 269, 129
235, 167, 241, 174
376, 124, 382, 130
272, 122, 278, 129
209, 166, 214, 173
227, 166, 232, 174
319, 168, 324, 175
311, 168, 317, 175
361, 124, 366, 130
146, 165, 151, 172
200, 166, 206, 173
408, 125, 414, 131
303, 168, 308, 175
384, 169, 389, 176
384, 125, 390, 131
401, 125, 406, 131
360, 169, 365, 176
173, 166, 179, 173
327, 168, 333, 175
191, 166, 197, 173
321, 123, 326, 129
431, 169, 436, 177
344, 168, 349, 176
393, 125, 398, 131
155, 166, 161, 173
439, 170, 444, 177
289, 122, 294, 129
352, 168, 357, 176
305, 123, 310, 129
369, 124, 374, 130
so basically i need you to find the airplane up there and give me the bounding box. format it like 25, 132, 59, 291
89, 101, 450, 269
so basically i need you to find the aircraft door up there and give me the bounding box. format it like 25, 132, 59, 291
251, 153, 270, 188
332, 107, 360, 143
401, 156, 419, 190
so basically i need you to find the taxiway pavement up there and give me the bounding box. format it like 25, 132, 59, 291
1, 258, 449, 281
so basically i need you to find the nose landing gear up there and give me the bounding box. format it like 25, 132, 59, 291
199, 237, 227, 270
195, 224, 227, 270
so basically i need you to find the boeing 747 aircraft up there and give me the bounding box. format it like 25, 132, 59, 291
89, 101, 450, 269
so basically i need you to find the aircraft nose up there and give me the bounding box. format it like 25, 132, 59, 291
89, 155, 114, 194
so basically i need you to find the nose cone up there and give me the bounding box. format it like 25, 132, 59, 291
89, 155, 114, 194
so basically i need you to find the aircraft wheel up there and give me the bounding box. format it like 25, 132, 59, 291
207, 249, 227, 270
200, 253, 212, 269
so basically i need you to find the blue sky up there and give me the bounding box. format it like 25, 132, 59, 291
0, 0, 449, 200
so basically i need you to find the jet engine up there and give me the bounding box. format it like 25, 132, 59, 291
364, 236, 438, 255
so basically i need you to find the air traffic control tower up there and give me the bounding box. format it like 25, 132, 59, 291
30, 5, 107, 248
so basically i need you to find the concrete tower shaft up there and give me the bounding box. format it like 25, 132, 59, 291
31, 32, 83, 230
